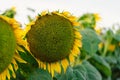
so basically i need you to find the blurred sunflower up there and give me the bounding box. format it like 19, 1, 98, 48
25, 11, 82, 76
93, 13, 101, 22
78, 13, 101, 31
108, 44, 116, 52
0, 15, 26, 80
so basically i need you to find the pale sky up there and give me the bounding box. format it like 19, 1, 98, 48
0, 0, 120, 28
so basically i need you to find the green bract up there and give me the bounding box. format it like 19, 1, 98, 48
0, 18, 16, 73
27, 14, 74, 62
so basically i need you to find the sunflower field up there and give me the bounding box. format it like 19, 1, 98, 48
0, 7, 120, 80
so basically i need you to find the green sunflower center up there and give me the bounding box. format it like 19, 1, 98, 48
27, 14, 74, 62
0, 18, 16, 73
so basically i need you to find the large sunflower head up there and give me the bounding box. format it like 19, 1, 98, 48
25, 11, 82, 76
0, 15, 26, 80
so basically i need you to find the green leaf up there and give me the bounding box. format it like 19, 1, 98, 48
73, 64, 87, 80
74, 61, 102, 80
80, 29, 101, 55
88, 54, 112, 77
2, 7, 16, 18
27, 8, 35, 12
105, 56, 117, 64
84, 61, 102, 80
18, 45, 38, 67
27, 15, 34, 22
55, 67, 77, 80
114, 30, 120, 41
10, 69, 26, 80
55, 61, 102, 80
114, 47, 120, 69
27, 68, 53, 80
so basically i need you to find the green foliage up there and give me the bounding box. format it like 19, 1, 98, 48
54, 61, 102, 80
105, 47, 120, 80
114, 29, 120, 41
80, 28, 100, 55
18, 45, 38, 68
88, 54, 111, 77
27, 68, 53, 80
2, 7, 16, 18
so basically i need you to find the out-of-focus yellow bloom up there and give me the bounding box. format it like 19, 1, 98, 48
11, 6, 16, 11
94, 27, 102, 34
94, 13, 101, 21
108, 44, 116, 52
98, 42, 104, 49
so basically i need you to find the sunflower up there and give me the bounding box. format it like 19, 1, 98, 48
0, 15, 26, 80
25, 11, 82, 76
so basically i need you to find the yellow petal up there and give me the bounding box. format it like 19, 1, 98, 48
40, 61, 44, 69
0, 76, 1, 80
50, 64, 55, 77
48, 63, 51, 73
55, 62, 61, 73
37, 60, 44, 69
41, 10, 48, 16
14, 54, 26, 63
72, 45, 80, 56
8, 64, 16, 78
62, 11, 71, 17
68, 16, 77, 21
25, 23, 32, 33
72, 22, 80, 26
11, 6, 16, 11
37, 59, 41, 67
69, 53, 75, 63
71, 50, 77, 57
74, 31, 82, 39
61, 59, 69, 73
43, 62, 47, 70
40, 61, 43, 68
98, 42, 103, 49
52, 11, 62, 17
94, 13, 101, 21
6, 69, 10, 80
94, 27, 102, 34
8, 64, 14, 73
1, 71, 6, 80
74, 39, 82, 48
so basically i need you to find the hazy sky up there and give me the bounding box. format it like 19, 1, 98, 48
0, 0, 120, 28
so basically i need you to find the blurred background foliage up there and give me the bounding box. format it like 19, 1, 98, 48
1, 7, 120, 80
